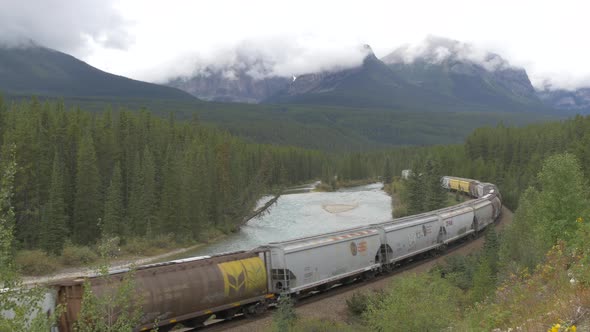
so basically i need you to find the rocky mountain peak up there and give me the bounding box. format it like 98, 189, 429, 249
167, 53, 290, 103
381, 36, 540, 107
382, 36, 512, 73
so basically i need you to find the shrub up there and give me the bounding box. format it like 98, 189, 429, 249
122, 237, 150, 255
392, 205, 408, 218
362, 274, 464, 331
346, 291, 370, 317
346, 291, 385, 317
151, 233, 174, 249
122, 234, 174, 256
15, 250, 59, 276
60, 244, 98, 266
272, 296, 297, 332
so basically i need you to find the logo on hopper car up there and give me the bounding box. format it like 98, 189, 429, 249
357, 241, 367, 255
227, 271, 246, 296
350, 242, 358, 256
218, 257, 267, 297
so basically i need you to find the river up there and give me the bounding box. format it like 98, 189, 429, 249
175, 182, 392, 258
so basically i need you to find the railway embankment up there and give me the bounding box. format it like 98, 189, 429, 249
23, 182, 316, 284
22, 235, 227, 285
218, 206, 514, 332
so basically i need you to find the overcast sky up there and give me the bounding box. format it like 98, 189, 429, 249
1, 0, 589, 90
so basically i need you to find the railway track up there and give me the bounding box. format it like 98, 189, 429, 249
193, 207, 512, 332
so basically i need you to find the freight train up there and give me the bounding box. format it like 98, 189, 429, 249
32, 175, 501, 331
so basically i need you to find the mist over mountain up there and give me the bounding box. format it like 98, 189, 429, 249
0, 36, 577, 115
265, 45, 458, 109
537, 87, 590, 111
167, 53, 290, 103
0, 39, 565, 151
382, 37, 541, 109
0, 44, 195, 100
168, 37, 553, 112
165, 41, 372, 103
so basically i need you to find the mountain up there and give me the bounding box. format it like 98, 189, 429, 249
266, 39, 547, 112
0, 44, 195, 100
536, 87, 590, 111
167, 56, 290, 103
382, 37, 542, 110
165, 38, 553, 113
265, 46, 460, 110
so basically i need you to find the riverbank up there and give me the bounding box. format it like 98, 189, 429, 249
22, 233, 228, 284
315, 178, 379, 192
385, 177, 469, 218
384, 179, 405, 218
163, 182, 392, 259
22, 181, 322, 281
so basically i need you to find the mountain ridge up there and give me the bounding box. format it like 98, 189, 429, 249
536, 87, 590, 111
168, 38, 554, 113
0, 45, 196, 100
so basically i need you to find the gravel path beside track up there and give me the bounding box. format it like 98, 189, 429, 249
215, 206, 513, 332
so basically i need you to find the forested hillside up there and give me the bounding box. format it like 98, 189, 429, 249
345, 114, 590, 210
0, 45, 195, 100
339, 117, 590, 331
0, 97, 326, 253
5, 94, 561, 151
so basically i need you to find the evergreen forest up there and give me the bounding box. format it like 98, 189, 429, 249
0, 97, 328, 254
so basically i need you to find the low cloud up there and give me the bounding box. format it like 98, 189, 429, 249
532, 74, 590, 92
384, 35, 514, 72
157, 37, 372, 83
0, 0, 132, 54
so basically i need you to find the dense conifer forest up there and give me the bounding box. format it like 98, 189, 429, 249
0, 97, 328, 253
360, 115, 590, 210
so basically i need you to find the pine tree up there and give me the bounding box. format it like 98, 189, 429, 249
42, 153, 67, 254
141, 147, 157, 237
471, 257, 494, 303
0, 143, 57, 332
407, 172, 425, 215
158, 146, 180, 235
383, 158, 393, 184
102, 162, 123, 238
0, 95, 4, 146
0, 143, 17, 280
127, 152, 144, 235
424, 160, 447, 211
482, 227, 499, 275
73, 133, 101, 244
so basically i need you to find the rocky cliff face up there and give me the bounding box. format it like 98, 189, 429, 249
167, 38, 566, 112
168, 65, 290, 103
263, 49, 438, 109
166, 51, 291, 103
281, 63, 364, 96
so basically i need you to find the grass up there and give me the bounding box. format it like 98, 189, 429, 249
14, 234, 224, 276
455, 242, 589, 331
15, 250, 60, 276
385, 178, 407, 218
